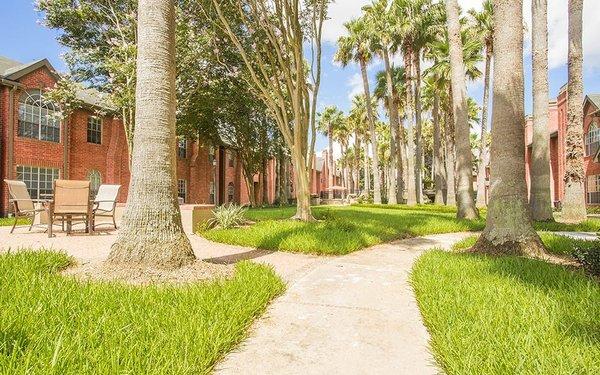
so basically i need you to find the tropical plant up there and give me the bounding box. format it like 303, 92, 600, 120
562, 0, 587, 222
318, 106, 345, 199
472, 0, 546, 256
336, 17, 382, 204
109, 0, 195, 269
206, 204, 248, 229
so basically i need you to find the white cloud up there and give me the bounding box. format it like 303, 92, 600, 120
323, 0, 370, 44
347, 72, 364, 100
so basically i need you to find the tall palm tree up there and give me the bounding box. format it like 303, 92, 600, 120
336, 18, 382, 204
422, 74, 446, 204
562, 0, 587, 222
529, 0, 554, 221
349, 94, 372, 194
333, 117, 351, 196
364, 0, 400, 204
109, 0, 195, 268
318, 106, 345, 199
424, 21, 482, 206
444, 0, 479, 220
468, 0, 494, 208
472, 0, 546, 256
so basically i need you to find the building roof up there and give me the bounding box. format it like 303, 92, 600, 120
0, 55, 111, 110
585, 94, 600, 111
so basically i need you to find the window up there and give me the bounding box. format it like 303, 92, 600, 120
208, 145, 216, 165
87, 170, 102, 197
209, 181, 215, 204
16, 166, 59, 200
227, 182, 235, 202
178, 179, 187, 203
587, 175, 600, 204
18, 89, 60, 142
585, 120, 600, 156
228, 151, 235, 167
178, 139, 187, 159
87, 116, 102, 144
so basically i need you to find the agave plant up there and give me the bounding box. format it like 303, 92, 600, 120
206, 204, 248, 230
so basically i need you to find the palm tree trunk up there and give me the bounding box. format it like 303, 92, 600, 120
359, 58, 382, 204
364, 139, 371, 194
473, 0, 546, 256
445, 0, 479, 220
383, 50, 398, 204
413, 51, 424, 204
354, 132, 361, 194
562, 0, 587, 222
444, 109, 457, 206
433, 96, 445, 204
403, 47, 417, 205
530, 0, 554, 221
328, 124, 334, 200
395, 96, 406, 203
476, 47, 492, 208
109, 0, 195, 269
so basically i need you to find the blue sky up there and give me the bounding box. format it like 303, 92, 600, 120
2, 0, 600, 153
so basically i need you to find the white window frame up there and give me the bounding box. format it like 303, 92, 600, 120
87, 116, 102, 144
587, 175, 600, 204
178, 139, 187, 159
209, 181, 215, 204
16, 165, 60, 200
18, 90, 60, 143
227, 182, 235, 202
177, 179, 187, 203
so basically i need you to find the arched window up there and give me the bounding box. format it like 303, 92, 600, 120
227, 182, 235, 203
87, 170, 102, 197
585, 120, 600, 156
18, 89, 60, 142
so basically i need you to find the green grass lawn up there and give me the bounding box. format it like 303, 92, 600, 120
0, 251, 285, 374
202, 205, 486, 255
0, 217, 31, 227
201, 204, 600, 255
411, 240, 600, 374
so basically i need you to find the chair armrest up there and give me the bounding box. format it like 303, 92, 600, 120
9, 198, 48, 203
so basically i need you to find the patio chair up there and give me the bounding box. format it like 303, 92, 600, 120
92, 184, 121, 230
4, 179, 46, 233
46, 180, 93, 238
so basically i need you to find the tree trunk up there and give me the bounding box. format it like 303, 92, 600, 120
473, 0, 546, 256
413, 51, 424, 204
327, 124, 334, 200
109, 0, 195, 269
383, 50, 398, 204
476, 47, 492, 208
562, 0, 587, 223
445, 0, 479, 220
395, 96, 406, 203
262, 158, 268, 205
360, 58, 381, 204
433, 96, 445, 204
444, 109, 457, 206
530, 0, 554, 221
364, 139, 371, 194
292, 152, 313, 220
404, 47, 417, 205
243, 167, 257, 207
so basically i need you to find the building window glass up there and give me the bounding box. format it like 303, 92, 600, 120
585, 120, 600, 156
16, 166, 59, 200
87, 170, 102, 197
178, 179, 187, 203
18, 89, 60, 142
178, 139, 187, 159
587, 175, 600, 204
87, 116, 102, 144
228, 151, 235, 167
227, 182, 235, 202
208, 145, 215, 165
209, 181, 215, 204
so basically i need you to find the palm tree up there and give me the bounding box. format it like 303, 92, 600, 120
336, 18, 382, 204
422, 74, 446, 204
332, 114, 351, 197
109, 0, 195, 268
468, 1, 494, 209
529, 0, 554, 221
472, 0, 546, 256
444, 0, 479, 220
364, 0, 400, 204
349, 94, 372, 194
562, 0, 587, 222
318, 106, 345, 199
424, 20, 482, 207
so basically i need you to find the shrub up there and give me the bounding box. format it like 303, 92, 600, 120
572, 240, 600, 276
206, 204, 248, 229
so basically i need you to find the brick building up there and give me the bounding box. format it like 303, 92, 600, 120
524, 84, 600, 208
0, 55, 333, 217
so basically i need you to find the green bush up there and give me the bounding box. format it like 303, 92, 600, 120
573, 240, 600, 276
206, 204, 248, 229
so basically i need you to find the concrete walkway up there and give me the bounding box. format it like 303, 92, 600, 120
0, 226, 471, 374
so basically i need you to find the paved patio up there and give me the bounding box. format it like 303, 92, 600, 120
0, 224, 473, 374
